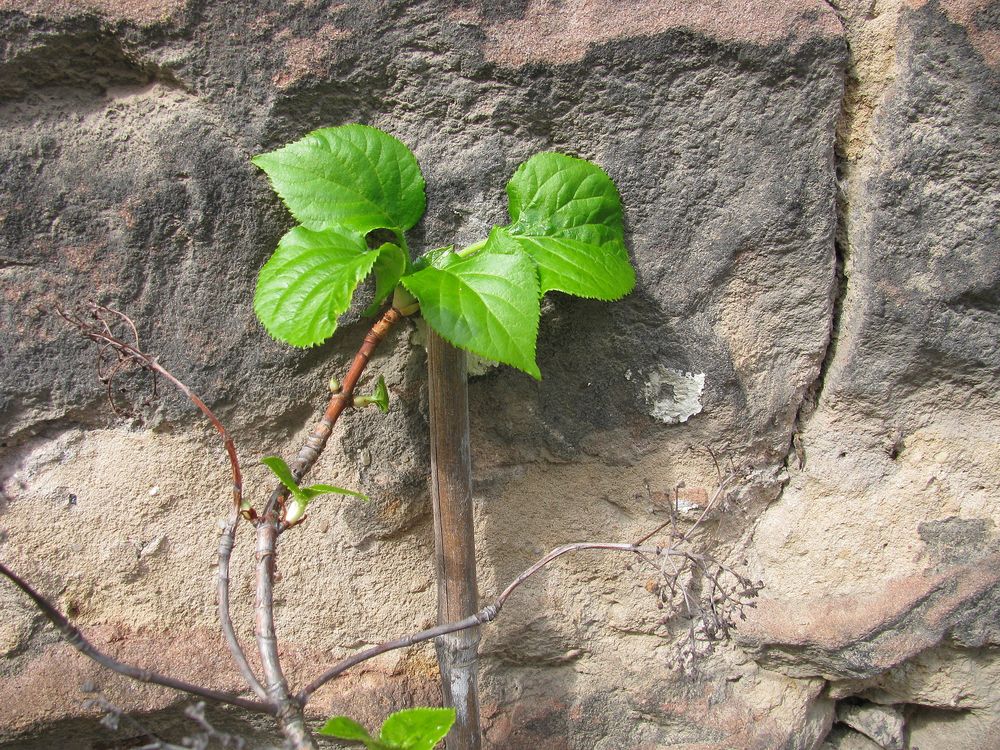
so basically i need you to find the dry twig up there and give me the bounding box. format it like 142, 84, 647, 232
0, 562, 270, 714
54, 303, 266, 699
0, 302, 763, 749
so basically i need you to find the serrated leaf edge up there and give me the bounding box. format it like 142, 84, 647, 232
401, 258, 542, 380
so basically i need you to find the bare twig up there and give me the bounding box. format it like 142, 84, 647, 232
254, 523, 316, 750
185, 701, 248, 750
218, 514, 268, 700
297, 469, 762, 703
56, 304, 245, 515
83, 690, 247, 750
83, 689, 187, 750
55, 303, 264, 699
679, 472, 736, 545
0, 562, 273, 714
297, 541, 681, 704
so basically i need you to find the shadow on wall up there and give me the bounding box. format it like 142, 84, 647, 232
0, 699, 281, 750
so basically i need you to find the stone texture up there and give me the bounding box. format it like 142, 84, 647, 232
0, 0, 996, 748
822, 725, 885, 750
836, 702, 906, 750
741, 0, 1000, 746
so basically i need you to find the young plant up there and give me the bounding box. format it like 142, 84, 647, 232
319, 707, 456, 750
250, 124, 635, 375
250, 124, 635, 747
0, 126, 761, 750
261, 455, 366, 525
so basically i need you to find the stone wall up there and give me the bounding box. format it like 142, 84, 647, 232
0, 1, 996, 748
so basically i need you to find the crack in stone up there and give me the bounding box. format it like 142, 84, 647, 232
779, 38, 852, 475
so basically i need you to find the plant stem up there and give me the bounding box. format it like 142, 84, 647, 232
0, 562, 273, 714
218, 512, 268, 700
455, 238, 488, 258
254, 522, 317, 749
262, 305, 404, 521
426, 330, 481, 750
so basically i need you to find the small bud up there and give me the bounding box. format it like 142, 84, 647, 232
285, 498, 306, 525
328, 377, 342, 393
392, 285, 420, 316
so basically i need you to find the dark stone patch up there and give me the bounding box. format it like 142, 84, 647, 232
974, 1, 1000, 32
827, 1, 1000, 418
919, 517, 996, 571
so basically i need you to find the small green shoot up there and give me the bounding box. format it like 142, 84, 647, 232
318, 707, 456, 750
353, 375, 390, 412
260, 455, 367, 524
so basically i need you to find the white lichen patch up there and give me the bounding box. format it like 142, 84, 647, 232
644, 367, 705, 424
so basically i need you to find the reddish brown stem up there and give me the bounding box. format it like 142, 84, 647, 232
262, 305, 404, 521
56, 305, 245, 515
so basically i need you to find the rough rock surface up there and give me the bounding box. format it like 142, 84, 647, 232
0, 0, 996, 748
738, 0, 1000, 748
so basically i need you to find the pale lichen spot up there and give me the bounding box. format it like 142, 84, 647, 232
643, 367, 705, 424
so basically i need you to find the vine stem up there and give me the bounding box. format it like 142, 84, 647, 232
55, 305, 244, 514
218, 513, 268, 700
54, 304, 266, 700
295, 541, 672, 704
251, 303, 405, 748
254, 523, 316, 750
262, 305, 404, 522
0, 562, 273, 714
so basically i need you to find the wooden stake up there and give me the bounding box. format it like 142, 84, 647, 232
426, 330, 482, 750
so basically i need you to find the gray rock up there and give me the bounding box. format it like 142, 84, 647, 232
2, 0, 994, 748
836, 702, 905, 750
821, 725, 885, 750
742, 1, 1000, 745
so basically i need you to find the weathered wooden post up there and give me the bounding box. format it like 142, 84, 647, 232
426, 330, 482, 750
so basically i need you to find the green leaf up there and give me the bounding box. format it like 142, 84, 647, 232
379, 708, 456, 750
492, 227, 634, 301
503, 152, 635, 300
318, 716, 376, 743
371, 374, 390, 413
402, 247, 541, 379
354, 374, 391, 411
252, 124, 426, 235
299, 483, 369, 502
260, 456, 303, 500
412, 245, 455, 272
262, 457, 366, 524
363, 243, 409, 316
254, 226, 393, 347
